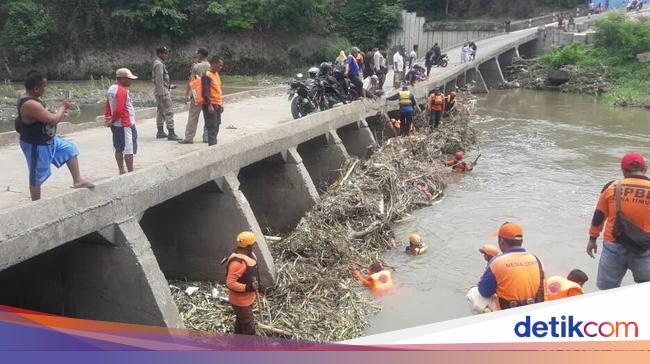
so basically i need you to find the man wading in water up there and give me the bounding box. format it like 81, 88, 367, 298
16, 70, 94, 201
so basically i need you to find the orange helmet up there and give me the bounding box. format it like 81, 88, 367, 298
236, 231, 257, 248
409, 233, 422, 244
454, 151, 464, 160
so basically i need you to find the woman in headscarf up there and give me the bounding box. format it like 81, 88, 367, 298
335, 50, 347, 66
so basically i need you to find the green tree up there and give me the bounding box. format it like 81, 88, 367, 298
336, 0, 402, 49
112, 0, 189, 39
0, 0, 55, 63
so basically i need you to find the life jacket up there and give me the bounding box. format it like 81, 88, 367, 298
224, 253, 259, 289
452, 161, 473, 172
429, 94, 444, 112
391, 118, 414, 135
545, 276, 583, 301
191, 71, 223, 106
406, 243, 428, 255
490, 251, 545, 310
399, 90, 412, 106
369, 270, 393, 291
15, 97, 56, 145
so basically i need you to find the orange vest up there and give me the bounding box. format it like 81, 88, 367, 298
429, 94, 444, 111
369, 270, 393, 291
226, 253, 257, 307
545, 276, 583, 301
590, 177, 650, 243
489, 251, 544, 309
191, 71, 223, 106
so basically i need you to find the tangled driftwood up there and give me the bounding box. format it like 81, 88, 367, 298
171, 94, 478, 342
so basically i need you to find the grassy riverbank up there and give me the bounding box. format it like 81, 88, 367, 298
515, 13, 650, 108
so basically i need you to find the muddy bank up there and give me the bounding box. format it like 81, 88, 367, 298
169, 96, 478, 341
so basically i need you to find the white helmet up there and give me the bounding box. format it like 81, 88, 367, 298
308, 67, 319, 79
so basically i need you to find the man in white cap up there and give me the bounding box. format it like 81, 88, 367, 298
104, 68, 138, 175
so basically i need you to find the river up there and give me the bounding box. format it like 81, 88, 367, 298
366, 89, 650, 335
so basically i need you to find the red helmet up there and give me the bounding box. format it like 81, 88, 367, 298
450, 91, 457, 97
454, 151, 464, 160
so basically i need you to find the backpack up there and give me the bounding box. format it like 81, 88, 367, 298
613, 182, 650, 252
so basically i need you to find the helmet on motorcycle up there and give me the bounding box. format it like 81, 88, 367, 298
319, 62, 333, 76
308, 67, 319, 79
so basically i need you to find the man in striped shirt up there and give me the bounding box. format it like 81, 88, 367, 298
104, 68, 138, 174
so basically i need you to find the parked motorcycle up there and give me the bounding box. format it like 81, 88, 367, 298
433, 53, 449, 68
288, 71, 328, 119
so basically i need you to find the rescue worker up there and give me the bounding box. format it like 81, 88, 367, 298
405, 233, 428, 256
545, 269, 589, 301
587, 152, 650, 290
478, 222, 546, 310
352, 262, 393, 295
479, 244, 500, 263
427, 88, 445, 128
386, 85, 417, 137
445, 91, 457, 113
223, 231, 260, 335
179, 47, 211, 144
444, 151, 475, 172
152, 46, 181, 140
191, 56, 224, 147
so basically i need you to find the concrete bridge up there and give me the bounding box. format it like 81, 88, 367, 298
0, 13, 599, 329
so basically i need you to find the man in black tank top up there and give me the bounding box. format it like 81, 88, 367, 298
16, 70, 94, 201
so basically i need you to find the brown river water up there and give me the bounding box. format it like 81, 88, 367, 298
367, 89, 650, 335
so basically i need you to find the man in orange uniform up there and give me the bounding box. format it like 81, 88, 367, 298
224, 231, 259, 335
352, 262, 393, 295
427, 88, 445, 128
587, 152, 650, 289
198, 56, 224, 146
478, 222, 546, 310
546, 269, 588, 301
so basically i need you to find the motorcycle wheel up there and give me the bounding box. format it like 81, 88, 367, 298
441, 59, 449, 67
291, 96, 304, 119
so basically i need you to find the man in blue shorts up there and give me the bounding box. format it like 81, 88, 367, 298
16, 70, 94, 201
105, 68, 138, 174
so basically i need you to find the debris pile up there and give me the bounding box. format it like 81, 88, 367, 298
504, 56, 610, 94
171, 94, 479, 342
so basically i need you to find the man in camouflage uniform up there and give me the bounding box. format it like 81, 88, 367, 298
179, 47, 211, 144
152, 46, 181, 140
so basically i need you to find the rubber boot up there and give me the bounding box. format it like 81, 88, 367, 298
156, 126, 168, 139
167, 128, 181, 141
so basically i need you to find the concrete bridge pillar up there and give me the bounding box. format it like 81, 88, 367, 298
478, 57, 506, 89
0, 219, 183, 328
518, 38, 544, 58
238, 148, 320, 233
337, 120, 376, 159
498, 48, 518, 69
456, 72, 467, 89
444, 79, 456, 94
297, 131, 349, 191
466, 67, 489, 94
139, 173, 277, 285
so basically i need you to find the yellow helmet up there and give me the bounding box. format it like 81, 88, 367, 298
237, 231, 257, 248
409, 233, 421, 244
